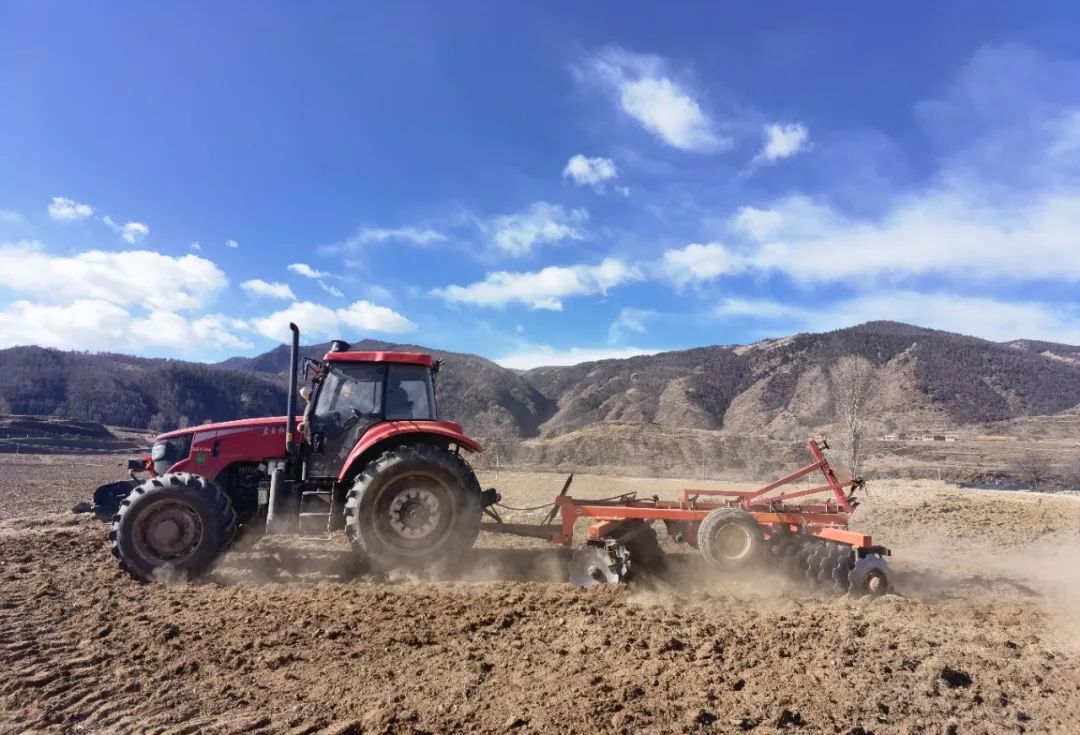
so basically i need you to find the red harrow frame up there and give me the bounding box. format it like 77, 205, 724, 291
483, 439, 892, 595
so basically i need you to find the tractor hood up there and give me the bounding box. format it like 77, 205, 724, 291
151, 416, 302, 477
154, 416, 297, 442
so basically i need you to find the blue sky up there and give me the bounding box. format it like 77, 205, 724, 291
3, 2, 1080, 367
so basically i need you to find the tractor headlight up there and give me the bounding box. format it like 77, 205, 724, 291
150, 437, 192, 475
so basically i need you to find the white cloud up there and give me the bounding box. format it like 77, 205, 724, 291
754, 122, 810, 164
288, 263, 328, 279
583, 47, 722, 152
250, 300, 416, 342
48, 196, 93, 221
433, 258, 640, 311
129, 311, 254, 350
225, 239, 239, 249
319, 282, 345, 298
731, 206, 783, 240
0, 299, 251, 352
337, 300, 416, 333
288, 262, 343, 297
609, 307, 655, 343
563, 154, 618, 191
48, 197, 150, 242
682, 46, 1080, 288
320, 226, 448, 256
725, 188, 1080, 284
190, 242, 202, 251
487, 201, 587, 256
496, 345, 660, 370
349, 226, 447, 246
101, 215, 149, 244
0, 243, 227, 311
121, 221, 149, 244
713, 292, 1080, 345
673, 95, 1080, 288
660, 242, 745, 287
240, 279, 296, 300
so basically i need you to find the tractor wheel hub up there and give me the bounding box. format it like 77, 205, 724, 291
388, 488, 441, 539
137, 501, 203, 561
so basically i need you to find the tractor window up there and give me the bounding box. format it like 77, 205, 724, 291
314, 364, 385, 419
385, 364, 435, 420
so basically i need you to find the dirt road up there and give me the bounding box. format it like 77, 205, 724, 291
1, 457, 1078, 733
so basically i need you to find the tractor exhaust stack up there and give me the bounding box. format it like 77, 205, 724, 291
285, 322, 300, 456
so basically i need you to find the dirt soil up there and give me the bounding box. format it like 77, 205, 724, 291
1, 457, 1079, 734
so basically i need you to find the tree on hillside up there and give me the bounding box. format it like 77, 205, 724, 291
830, 355, 877, 476
1014, 450, 1049, 490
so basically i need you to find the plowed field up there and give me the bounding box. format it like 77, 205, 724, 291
1, 457, 1078, 734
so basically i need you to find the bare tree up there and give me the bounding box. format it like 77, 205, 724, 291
830, 356, 876, 476
733, 434, 766, 480
1059, 457, 1080, 492
1014, 450, 1049, 490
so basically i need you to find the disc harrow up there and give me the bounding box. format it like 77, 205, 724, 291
482, 438, 894, 595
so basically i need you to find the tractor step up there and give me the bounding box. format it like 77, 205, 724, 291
298, 512, 332, 540
298, 490, 334, 539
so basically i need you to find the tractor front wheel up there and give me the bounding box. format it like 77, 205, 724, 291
344, 444, 481, 570
110, 473, 237, 582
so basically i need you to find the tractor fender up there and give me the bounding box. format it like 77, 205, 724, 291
336, 420, 482, 483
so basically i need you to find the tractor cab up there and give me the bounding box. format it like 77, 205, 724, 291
301, 342, 441, 478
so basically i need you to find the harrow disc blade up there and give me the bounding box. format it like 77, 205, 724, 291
818, 543, 847, 588
787, 541, 811, 578
830, 546, 855, 592
769, 536, 793, 561
569, 542, 631, 589
804, 542, 827, 586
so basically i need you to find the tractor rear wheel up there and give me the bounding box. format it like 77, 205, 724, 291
697, 508, 764, 571
110, 473, 237, 582
344, 444, 481, 570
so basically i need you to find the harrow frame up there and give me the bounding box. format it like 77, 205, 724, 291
482, 439, 891, 590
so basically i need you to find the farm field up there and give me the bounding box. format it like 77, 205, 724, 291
0, 455, 1078, 733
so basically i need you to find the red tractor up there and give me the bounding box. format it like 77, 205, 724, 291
94, 324, 491, 581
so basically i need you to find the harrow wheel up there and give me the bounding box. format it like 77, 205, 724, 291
698, 508, 763, 571
849, 555, 892, 597
569, 541, 631, 588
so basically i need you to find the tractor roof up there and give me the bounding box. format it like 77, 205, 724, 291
323, 350, 433, 367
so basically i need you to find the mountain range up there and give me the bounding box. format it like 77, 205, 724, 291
2, 322, 1079, 447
